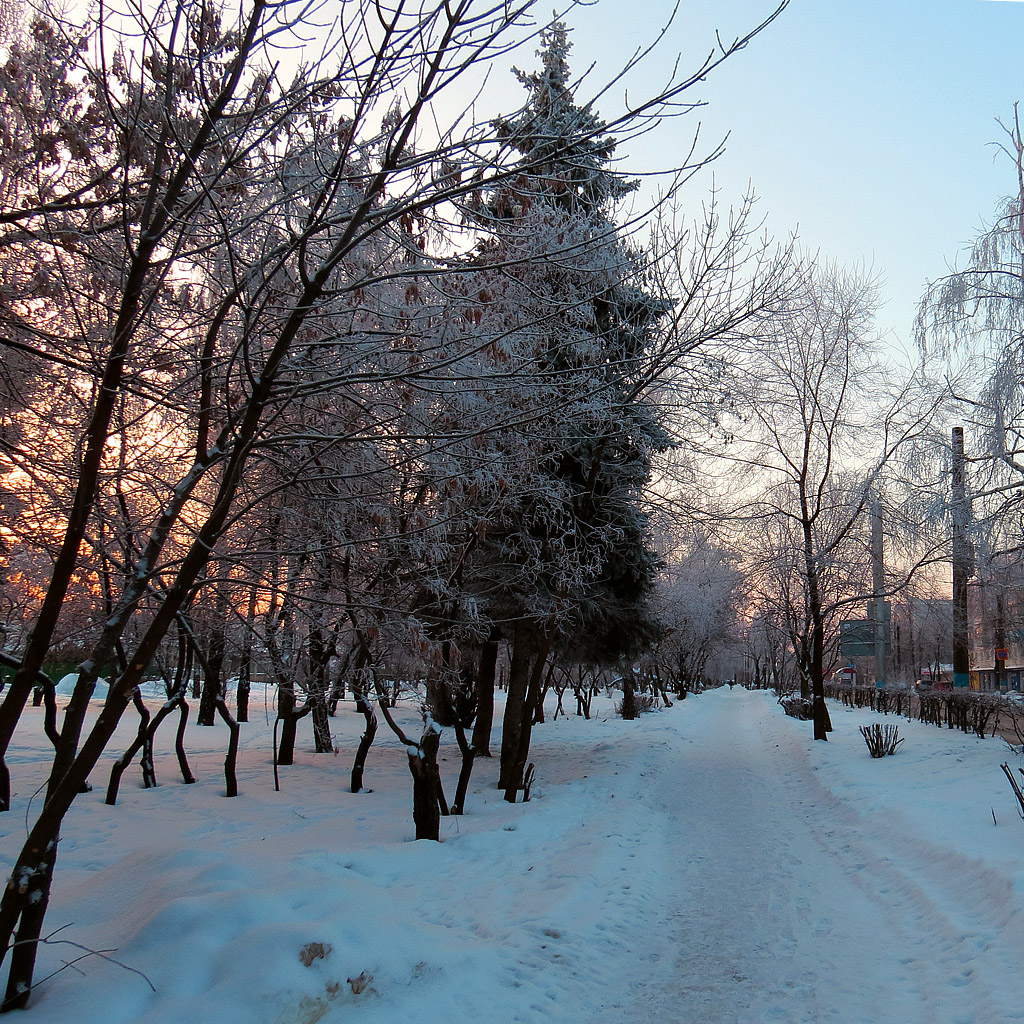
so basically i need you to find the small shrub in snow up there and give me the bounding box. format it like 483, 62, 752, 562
779, 695, 813, 720
615, 693, 656, 717
859, 723, 903, 757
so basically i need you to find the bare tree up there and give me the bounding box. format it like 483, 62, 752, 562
915, 108, 1024, 638
652, 529, 744, 694
727, 259, 944, 739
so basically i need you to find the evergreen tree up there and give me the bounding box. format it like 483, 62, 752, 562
459, 23, 672, 795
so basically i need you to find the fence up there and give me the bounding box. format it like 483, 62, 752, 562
824, 681, 1024, 742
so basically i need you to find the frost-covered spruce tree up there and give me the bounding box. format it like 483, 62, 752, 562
458, 23, 672, 798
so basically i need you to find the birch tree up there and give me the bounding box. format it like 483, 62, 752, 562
916, 108, 1024, 611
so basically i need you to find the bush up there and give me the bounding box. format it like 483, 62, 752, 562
615, 693, 657, 717
859, 723, 903, 757
779, 695, 813, 720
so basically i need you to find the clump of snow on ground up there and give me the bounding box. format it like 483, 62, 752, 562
54, 674, 108, 699
4, 688, 1024, 1023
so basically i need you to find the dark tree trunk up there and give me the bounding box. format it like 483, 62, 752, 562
236, 585, 258, 723
408, 725, 447, 840
575, 682, 592, 719
275, 679, 302, 765
504, 637, 551, 803
132, 691, 196, 788
198, 580, 228, 727
47, 671, 98, 802
0, 682, 135, 1009
350, 685, 377, 793
328, 678, 346, 714
1, 842, 55, 1011
154, 633, 197, 785
451, 720, 476, 815
531, 663, 554, 725
375, 695, 447, 841
306, 542, 337, 753
173, 697, 196, 785
552, 679, 567, 720
806, 592, 832, 740
409, 747, 440, 841
620, 672, 638, 720
275, 676, 312, 767
801, 511, 832, 739
215, 698, 240, 797
199, 673, 218, 725
310, 690, 332, 753
236, 664, 251, 724
105, 688, 155, 805
499, 628, 533, 789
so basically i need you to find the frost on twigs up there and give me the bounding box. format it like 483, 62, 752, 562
859, 723, 903, 757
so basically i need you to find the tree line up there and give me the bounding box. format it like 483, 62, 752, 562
0, 0, 801, 1008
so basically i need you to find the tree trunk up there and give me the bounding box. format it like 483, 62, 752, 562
408, 725, 444, 841
0, 683, 135, 1008
1, 843, 55, 1011
451, 720, 476, 814
236, 584, 258, 723
310, 689, 333, 753
620, 672, 637, 720
306, 557, 335, 753
173, 697, 196, 785
504, 636, 551, 803
498, 628, 534, 790
104, 688, 155, 805
531, 663, 553, 725
471, 629, 499, 757
275, 679, 310, 766
350, 685, 377, 793
808, 588, 833, 740
802, 511, 833, 739
216, 698, 240, 797
198, 577, 228, 727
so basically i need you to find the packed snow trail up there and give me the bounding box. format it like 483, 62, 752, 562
608, 689, 1024, 1024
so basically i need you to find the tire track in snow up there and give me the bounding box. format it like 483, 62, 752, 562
614, 690, 1024, 1024
800, 768, 1024, 1024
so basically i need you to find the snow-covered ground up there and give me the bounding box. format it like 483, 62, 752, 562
4, 686, 1024, 1023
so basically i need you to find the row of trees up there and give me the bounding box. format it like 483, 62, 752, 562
0, 0, 798, 1008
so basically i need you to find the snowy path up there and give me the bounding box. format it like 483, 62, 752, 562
9, 687, 1024, 1024
611, 691, 1024, 1024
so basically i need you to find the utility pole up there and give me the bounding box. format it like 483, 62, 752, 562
871, 497, 886, 689
952, 427, 971, 688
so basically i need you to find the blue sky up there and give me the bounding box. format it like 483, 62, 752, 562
556, 0, 1024, 350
